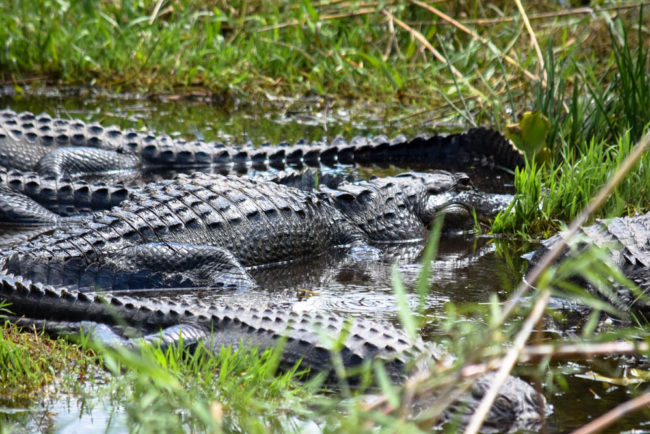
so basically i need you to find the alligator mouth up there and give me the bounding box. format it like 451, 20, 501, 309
424, 193, 473, 229
424, 190, 514, 229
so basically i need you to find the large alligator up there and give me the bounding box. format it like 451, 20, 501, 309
1, 170, 512, 290
527, 211, 650, 317
0, 164, 511, 225
0, 109, 523, 179
0, 274, 548, 431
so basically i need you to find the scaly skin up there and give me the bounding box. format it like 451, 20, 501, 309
528, 211, 650, 316
0, 165, 512, 231
0, 109, 523, 178
0, 274, 548, 430
0, 166, 132, 217
2, 173, 358, 289
2, 170, 503, 290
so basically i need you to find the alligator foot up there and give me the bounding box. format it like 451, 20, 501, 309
347, 242, 383, 261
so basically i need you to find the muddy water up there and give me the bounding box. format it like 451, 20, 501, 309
1, 93, 649, 432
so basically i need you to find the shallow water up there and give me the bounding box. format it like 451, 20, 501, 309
1, 93, 649, 432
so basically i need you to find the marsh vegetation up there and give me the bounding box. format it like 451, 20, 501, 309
1, 1, 650, 432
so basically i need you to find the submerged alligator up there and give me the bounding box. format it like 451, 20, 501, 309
0, 109, 523, 179
0, 274, 547, 430
528, 211, 650, 317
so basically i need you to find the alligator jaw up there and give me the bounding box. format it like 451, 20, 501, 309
422, 190, 513, 230
435, 203, 473, 229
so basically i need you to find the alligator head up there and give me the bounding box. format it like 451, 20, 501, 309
391, 171, 513, 230
324, 171, 512, 242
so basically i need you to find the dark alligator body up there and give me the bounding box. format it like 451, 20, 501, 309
528, 211, 650, 317
0, 165, 511, 229
0, 110, 546, 430
0, 109, 520, 224
0, 274, 547, 431
1, 170, 513, 291
0, 109, 523, 179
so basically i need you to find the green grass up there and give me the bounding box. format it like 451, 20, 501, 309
493, 130, 650, 234
97, 341, 314, 432
494, 9, 650, 234
0, 1, 637, 124
0, 318, 101, 404
0, 0, 489, 104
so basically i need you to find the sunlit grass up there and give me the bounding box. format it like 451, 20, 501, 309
493, 8, 650, 234
2, 1, 641, 125
0, 315, 100, 404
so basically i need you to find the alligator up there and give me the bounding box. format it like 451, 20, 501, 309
0, 109, 523, 179
0, 274, 548, 431
0, 111, 547, 429
0, 170, 512, 291
0, 163, 512, 228
527, 211, 650, 317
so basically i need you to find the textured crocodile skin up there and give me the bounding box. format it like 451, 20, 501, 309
0, 274, 548, 429
528, 211, 650, 316
0, 109, 523, 177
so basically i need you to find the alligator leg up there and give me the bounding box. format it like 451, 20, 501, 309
34, 146, 141, 178
103, 243, 257, 290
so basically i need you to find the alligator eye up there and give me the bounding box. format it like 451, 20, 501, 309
456, 175, 472, 190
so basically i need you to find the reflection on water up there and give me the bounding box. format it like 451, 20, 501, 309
1, 90, 414, 146
1, 93, 649, 431
0, 399, 126, 434
116, 237, 516, 324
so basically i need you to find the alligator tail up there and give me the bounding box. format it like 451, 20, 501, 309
0, 273, 423, 380
138, 127, 524, 173
1, 110, 523, 174
0, 167, 132, 216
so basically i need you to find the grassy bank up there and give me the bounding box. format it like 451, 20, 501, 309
494, 8, 650, 234
0, 1, 642, 119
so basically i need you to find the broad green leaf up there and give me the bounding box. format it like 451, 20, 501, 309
506, 111, 551, 160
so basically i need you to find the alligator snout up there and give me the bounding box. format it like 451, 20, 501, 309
423, 190, 514, 230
